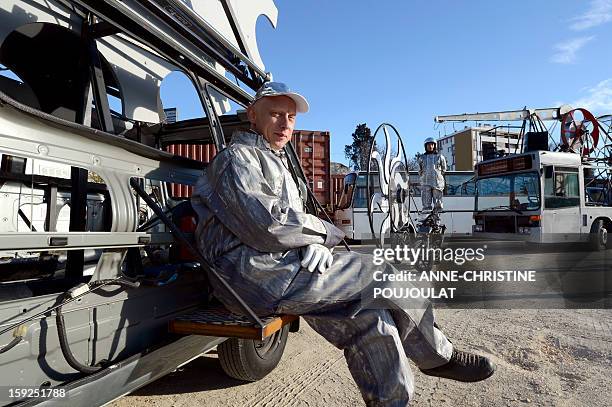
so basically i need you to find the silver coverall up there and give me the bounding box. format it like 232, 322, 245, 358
192, 130, 453, 406
418, 153, 447, 212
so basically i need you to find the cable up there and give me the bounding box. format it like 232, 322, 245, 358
55, 278, 140, 374
0, 277, 125, 338
137, 205, 175, 231
0, 337, 22, 354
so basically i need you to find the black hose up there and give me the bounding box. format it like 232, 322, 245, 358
0, 278, 122, 338
56, 279, 140, 374
56, 299, 100, 374
0, 337, 22, 354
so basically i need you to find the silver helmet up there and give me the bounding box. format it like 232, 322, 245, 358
424, 137, 437, 151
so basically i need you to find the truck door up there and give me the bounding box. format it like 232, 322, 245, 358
543, 166, 581, 241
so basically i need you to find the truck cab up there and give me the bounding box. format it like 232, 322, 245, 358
473, 150, 612, 249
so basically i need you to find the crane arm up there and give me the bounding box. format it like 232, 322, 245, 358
434, 105, 572, 123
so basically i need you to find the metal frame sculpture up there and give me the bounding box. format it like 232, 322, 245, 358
365, 123, 446, 269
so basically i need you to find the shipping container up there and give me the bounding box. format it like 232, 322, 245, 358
165, 144, 216, 197
166, 130, 335, 207
291, 130, 331, 207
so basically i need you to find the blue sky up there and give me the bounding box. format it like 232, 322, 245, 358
165, 1, 612, 165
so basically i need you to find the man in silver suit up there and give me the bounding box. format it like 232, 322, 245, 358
192, 82, 494, 406
418, 137, 447, 213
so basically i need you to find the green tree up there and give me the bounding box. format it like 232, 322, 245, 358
344, 123, 373, 170
407, 153, 421, 171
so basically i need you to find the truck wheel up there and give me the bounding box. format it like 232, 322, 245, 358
590, 220, 608, 251
218, 325, 289, 382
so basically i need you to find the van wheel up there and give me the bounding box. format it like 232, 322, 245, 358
590, 220, 608, 251
218, 325, 289, 382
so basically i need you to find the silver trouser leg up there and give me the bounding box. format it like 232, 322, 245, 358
304, 309, 413, 407
421, 186, 432, 211
432, 189, 443, 211
388, 304, 452, 369
275, 252, 453, 405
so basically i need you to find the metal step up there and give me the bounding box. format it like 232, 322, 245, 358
169, 306, 297, 341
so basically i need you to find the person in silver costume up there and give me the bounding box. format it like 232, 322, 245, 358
418, 137, 447, 213
192, 82, 494, 406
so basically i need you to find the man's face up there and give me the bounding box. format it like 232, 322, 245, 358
247, 95, 296, 150
425, 143, 435, 152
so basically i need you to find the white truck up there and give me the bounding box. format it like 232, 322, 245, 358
472, 150, 611, 249
436, 107, 612, 250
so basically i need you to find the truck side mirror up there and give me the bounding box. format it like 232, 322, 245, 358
335, 172, 357, 210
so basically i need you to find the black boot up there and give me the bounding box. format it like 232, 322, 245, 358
420, 349, 495, 382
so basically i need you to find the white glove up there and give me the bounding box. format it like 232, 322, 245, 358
301, 244, 334, 274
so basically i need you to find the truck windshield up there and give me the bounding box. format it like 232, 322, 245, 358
476, 171, 540, 211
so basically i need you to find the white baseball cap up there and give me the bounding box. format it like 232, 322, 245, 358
251, 81, 309, 113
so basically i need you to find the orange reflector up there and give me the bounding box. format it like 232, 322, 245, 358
341, 219, 351, 225
529, 215, 541, 222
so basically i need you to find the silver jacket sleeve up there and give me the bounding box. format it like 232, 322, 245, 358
196, 146, 344, 253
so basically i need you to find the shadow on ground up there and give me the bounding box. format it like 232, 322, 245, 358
129, 353, 245, 396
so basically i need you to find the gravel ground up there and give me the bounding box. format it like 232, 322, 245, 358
111, 308, 612, 406
112, 242, 612, 407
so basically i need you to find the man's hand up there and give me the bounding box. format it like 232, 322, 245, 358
301, 244, 334, 273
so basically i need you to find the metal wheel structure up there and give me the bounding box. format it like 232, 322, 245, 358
588, 114, 612, 204
364, 123, 447, 269
556, 109, 612, 206
365, 123, 413, 249
596, 114, 612, 160
560, 108, 600, 156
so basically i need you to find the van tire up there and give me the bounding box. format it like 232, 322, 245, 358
218, 325, 289, 382
590, 220, 609, 251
